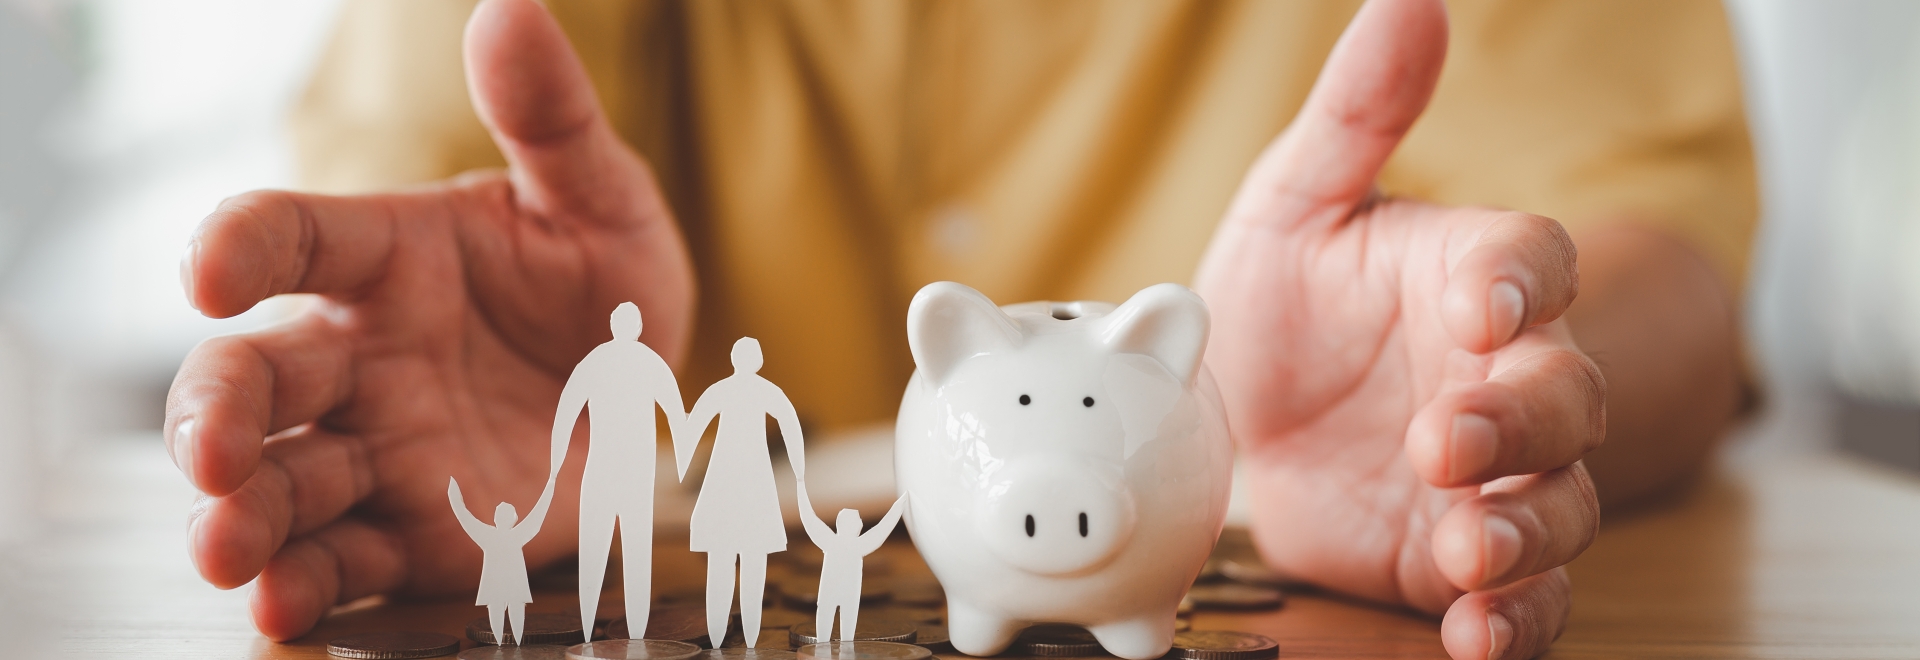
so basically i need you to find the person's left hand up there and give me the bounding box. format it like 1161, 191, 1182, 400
1194, 0, 1604, 658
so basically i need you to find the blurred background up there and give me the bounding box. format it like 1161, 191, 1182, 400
0, 0, 1916, 652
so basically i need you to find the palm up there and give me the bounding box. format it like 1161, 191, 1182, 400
1195, 0, 1602, 657
1205, 200, 1569, 611
168, 0, 692, 640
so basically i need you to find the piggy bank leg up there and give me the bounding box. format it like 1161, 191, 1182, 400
1088, 612, 1177, 660
945, 599, 1023, 657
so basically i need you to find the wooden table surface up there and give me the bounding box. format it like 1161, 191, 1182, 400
43, 436, 1920, 659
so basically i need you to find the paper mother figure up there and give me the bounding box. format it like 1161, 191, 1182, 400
677, 337, 808, 648
449, 477, 556, 645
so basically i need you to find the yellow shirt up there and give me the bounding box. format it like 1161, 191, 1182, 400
292, 0, 1757, 433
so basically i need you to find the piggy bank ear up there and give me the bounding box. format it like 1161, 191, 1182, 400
1099, 283, 1211, 385
907, 281, 1023, 384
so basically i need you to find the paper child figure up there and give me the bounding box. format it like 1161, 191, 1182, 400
449, 477, 556, 646
677, 337, 807, 647
798, 487, 907, 644
550, 302, 687, 639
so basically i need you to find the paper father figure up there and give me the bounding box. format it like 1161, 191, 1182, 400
550, 302, 688, 638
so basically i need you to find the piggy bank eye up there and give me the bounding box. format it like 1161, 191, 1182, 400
1019, 394, 1031, 406
1083, 396, 1095, 408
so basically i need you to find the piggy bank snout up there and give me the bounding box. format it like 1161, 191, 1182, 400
979, 458, 1137, 577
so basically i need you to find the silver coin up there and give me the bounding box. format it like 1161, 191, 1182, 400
461, 646, 570, 660
906, 624, 950, 652
566, 639, 704, 660
788, 620, 916, 646
1186, 583, 1284, 611
1012, 624, 1102, 657
1215, 558, 1288, 588
468, 613, 589, 646
794, 641, 931, 660
696, 648, 800, 660
327, 631, 463, 659
1167, 631, 1278, 660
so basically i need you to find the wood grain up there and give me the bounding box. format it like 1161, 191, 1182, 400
43, 437, 1920, 658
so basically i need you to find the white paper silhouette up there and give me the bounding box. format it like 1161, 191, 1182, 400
550, 302, 688, 639
798, 487, 907, 643
678, 337, 808, 648
449, 477, 556, 646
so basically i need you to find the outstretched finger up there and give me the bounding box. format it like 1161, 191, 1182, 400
249, 517, 408, 641
463, 0, 672, 225
1430, 465, 1599, 593
1405, 332, 1605, 488
1440, 211, 1581, 353
1440, 568, 1573, 660
166, 315, 357, 496
182, 188, 454, 319
1223, 0, 1448, 231
188, 427, 377, 590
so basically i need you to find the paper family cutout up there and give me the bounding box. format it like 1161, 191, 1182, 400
447, 302, 905, 647
448, 477, 555, 645
681, 337, 809, 645
547, 301, 685, 641
799, 489, 907, 644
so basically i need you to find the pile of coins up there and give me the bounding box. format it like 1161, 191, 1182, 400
326, 534, 1289, 660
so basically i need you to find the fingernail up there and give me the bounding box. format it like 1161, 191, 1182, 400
1489, 281, 1524, 344
180, 240, 200, 310
1485, 611, 1512, 660
1449, 413, 1499, 483
186, 496, 215, 579
173, 417, 197, 485
1484, 514, 1522, 582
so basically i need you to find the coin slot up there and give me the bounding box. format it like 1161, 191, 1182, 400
1050, 304, 1081, 320
1078, 512, 1088, 537
1025, 514, 1036, 537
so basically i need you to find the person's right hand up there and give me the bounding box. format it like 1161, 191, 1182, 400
165, 0, 693, 640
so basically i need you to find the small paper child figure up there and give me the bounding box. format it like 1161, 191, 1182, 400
797, 486, 908, 644
449, 477, 556, 646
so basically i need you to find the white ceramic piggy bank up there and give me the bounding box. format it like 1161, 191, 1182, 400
894, 281, 1234, 660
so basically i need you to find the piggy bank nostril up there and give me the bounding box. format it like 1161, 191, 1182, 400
974, 462, 1140, 577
